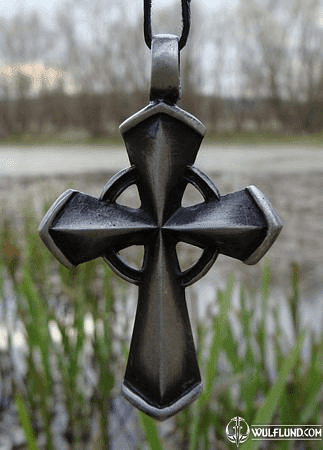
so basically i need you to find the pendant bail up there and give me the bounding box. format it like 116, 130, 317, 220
150, 34, 181, 104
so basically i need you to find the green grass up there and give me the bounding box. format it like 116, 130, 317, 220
15, 394, 38, 450
0, 203, 322, 449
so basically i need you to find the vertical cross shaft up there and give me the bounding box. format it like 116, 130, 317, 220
120, 106, 205, 417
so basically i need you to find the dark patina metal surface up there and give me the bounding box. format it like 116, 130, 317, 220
39, 35, 283, 420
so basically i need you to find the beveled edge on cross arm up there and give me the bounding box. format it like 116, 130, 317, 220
244, 185, 283, 265
122, 381, 203, 421
38, 189, 77, 269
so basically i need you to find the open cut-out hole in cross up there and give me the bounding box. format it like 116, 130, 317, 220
116, 184, 141, 209
118, 245, 145, 271
176, 242, 204, 272
181, 183, 205, 207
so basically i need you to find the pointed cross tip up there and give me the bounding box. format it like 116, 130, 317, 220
244, 185, 283, 265
39, 189, 77, 268
122, 382, 203, 421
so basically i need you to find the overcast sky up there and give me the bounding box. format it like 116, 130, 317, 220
0, 0, 238, 18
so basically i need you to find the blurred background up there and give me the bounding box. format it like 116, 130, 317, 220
0, 0, 323, 449
0, 0, 322, 137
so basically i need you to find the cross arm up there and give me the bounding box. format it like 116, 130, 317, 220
165, 185, 282, 264
39, 189, 155, 268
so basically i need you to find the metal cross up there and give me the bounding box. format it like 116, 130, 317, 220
39, 36, 282, 420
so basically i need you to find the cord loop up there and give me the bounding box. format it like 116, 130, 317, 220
144, 0, 191, 51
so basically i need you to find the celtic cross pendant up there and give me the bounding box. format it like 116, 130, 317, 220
39, 33, 282, 420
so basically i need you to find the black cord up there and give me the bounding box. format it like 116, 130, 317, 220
144, 0, 191, 50
179, 0, 191, 50
144, 0, 152, 49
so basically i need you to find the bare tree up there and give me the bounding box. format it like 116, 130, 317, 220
0, 11, 59, 134
1, 11, 56, 64
237, 0, 323, 132
56, 0, 150, 134
57, 0, 144, 92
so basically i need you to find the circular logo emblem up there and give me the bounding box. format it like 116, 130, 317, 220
226, 416, 250, 447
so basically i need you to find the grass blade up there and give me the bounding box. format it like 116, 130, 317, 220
15, 394, 39, 450
243, 332, 305, 450
189, 275, 234, 450
202, 274, 234, 405
139, 412, 163, 450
